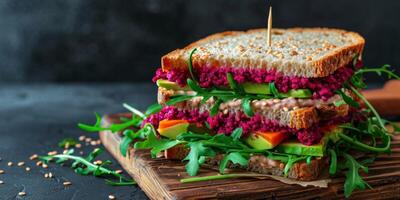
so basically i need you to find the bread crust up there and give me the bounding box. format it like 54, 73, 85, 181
161, 28, 365, 78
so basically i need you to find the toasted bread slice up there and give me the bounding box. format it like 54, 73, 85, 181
162, 28, 364, 78
164, 146, 325, 181
158, 88, 349, 129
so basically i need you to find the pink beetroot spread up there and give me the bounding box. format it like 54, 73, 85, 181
153, 61, 362, 100
143, 106, 334, 145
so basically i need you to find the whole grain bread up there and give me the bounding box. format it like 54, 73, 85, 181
164, 146, 325, 181
162, 28, 365, 78
158, 88, 349, 129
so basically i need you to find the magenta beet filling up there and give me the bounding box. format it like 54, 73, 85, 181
153, 61, 362, 100
142, 106, 350, 145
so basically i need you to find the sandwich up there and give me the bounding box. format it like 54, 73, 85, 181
79, 28, 399, 197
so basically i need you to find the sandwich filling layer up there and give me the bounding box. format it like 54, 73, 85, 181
143, 106, 351, 145
153, 60, 362, 100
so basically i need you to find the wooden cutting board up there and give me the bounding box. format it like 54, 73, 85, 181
99, 81, 400, 200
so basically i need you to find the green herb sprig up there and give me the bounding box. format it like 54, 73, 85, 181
39, 148, 136, 186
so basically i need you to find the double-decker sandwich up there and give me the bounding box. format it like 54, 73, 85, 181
147, 28, 365, 180
80, 27, 398, 197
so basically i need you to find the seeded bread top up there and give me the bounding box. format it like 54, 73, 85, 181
161, 28, 365, 78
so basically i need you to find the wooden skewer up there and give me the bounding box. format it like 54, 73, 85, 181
267, 6, 272, 47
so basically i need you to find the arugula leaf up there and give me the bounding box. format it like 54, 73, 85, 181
150, 140, 182, 157
78, 113, 141, 133
219, 152, 249, 174
242, 97, 254, 117
226, 73, 244, 94
145, 103, 162, 116
231, 127, 243, 141
269, 82, 281, 98
210, 98, 222, 116
329, 149, 337, 175
336, 89, 360, 107
39, 148, 135, 186
187, 78, 205, 93
123, 103, 145, 119
120, 130, 133, 157
166, 95, 195, 106
58, 138, 79, 148
355, 64, 400, 80
184, 142, 216, 176
283, 155, 307, 176
333, 100, 346, 107
350, 74, 367, 89
187, 48, 198, 82
342, 153, 371, 198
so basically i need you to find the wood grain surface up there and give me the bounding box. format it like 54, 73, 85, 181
100, 114, 400, 200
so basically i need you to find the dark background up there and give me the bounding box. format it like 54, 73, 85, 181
0, 0, 399, 83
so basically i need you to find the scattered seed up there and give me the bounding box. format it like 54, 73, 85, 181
25, 167, 31, 172
18, 191, 26, 196
93, 160, 102, 165
85, 138, 92, 143
90, 141, 97, 146
96, 140, 101, 145
48, 172, 53, 178
30, 154, 38, 160
36, 161, 43, 166
108, 194, 116, 200
0, 180, 3, 184
0, 170, 4, 174
17, 162, 25, 167
7, 162, 13, 166
63, 181, 72, 186
115, 170, 123, 174
47, 151, 57, 156
42, 163, 48, 169
63, 149, 69, 154
75, 143, 82, 148
44, 173, 49, 178
79, 135, 86, 141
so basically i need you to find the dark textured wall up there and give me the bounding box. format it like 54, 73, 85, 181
0, 0, 399, 83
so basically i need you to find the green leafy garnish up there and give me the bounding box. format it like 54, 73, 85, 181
188, 48, 198, 82
39, 148, 135, 186
342, 153, 371, 198
355, 64, 400, 79
242, 97, 254, 117
219, 152, 249, 174
231, 127, 243, 141
336, 89, 360, 107
58, 138, 79, 148
269, 82, 281, 98
78, 112, 141, 133
184, 142, 216, 176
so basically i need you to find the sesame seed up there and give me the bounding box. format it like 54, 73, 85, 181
93, 160, 102, 165
63, 181, 72, 186
42, 164, 48, 169
47, 151, 57, 156
75, 143, 82, 148
44, 173, 49, 178
0, 180, 3, 184
48, 172, 53, 178
78, 135, 86, 141
115, 170, 123, 174
25, 167, 31, 172
36, 161, 43, 166
17, 162, 25, 167
90, 141, 97, 146
0, 170, 4, 174
96, 140, 101, 145
63, 149, 69, 154
108, 195, 116, 200
85, 138, 92, 143
18, 191, 26, 196
7, 162, 13, 166
30, 154, 38, 160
